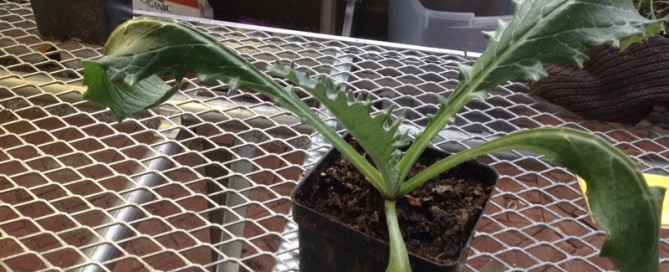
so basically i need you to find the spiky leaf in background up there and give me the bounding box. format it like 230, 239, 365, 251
467, 0, 655, 93
402, 0, 657, 198
271, 63, 407, 192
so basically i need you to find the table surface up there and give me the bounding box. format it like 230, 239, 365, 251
1, 1, 668, 271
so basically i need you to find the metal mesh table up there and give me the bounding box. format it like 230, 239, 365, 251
1, 1, 668, 271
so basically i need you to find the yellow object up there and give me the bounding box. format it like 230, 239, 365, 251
577, 174, 669, 228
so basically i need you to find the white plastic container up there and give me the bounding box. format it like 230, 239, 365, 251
388, 0, 515, 52
133, 0, 213, 19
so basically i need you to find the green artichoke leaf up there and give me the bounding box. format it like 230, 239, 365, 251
82, 61, 181, 121
467, 0, 655, 92
402, 0, 656, 187
82, 17, 386, 192
83, 18, 296, 119
271, 63, 408, 191
402, 128, 663, 272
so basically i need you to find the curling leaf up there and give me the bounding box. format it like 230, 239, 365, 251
83, 18, 292, 118
271, 63, 407, 192
82, 62, 181, 121
82, 18, 386, 193
401, 128, 663, 272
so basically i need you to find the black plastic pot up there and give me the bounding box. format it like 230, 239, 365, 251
292, 144, 498, 271
30, 0, 133, 44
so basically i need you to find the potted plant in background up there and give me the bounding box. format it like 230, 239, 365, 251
81, 0, 664, 271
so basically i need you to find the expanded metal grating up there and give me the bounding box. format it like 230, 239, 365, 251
1, 1, 669, 271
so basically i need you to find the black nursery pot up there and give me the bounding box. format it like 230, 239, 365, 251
30, 0, 133, 44
291, 144, 498, 272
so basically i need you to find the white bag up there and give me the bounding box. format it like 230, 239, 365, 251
133, 0, 214, 19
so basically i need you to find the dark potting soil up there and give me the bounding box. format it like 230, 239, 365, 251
297, 143, 495, 264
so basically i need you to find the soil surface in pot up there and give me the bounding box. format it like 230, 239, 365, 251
296, 141, 495, 264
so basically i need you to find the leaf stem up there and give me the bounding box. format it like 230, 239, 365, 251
255, 83, 387, 195
254, 83, 386, 193
399, 132, 493, 196
384, 200, 412, 272
397, 0, 573, 191
396, 81, 473, 194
